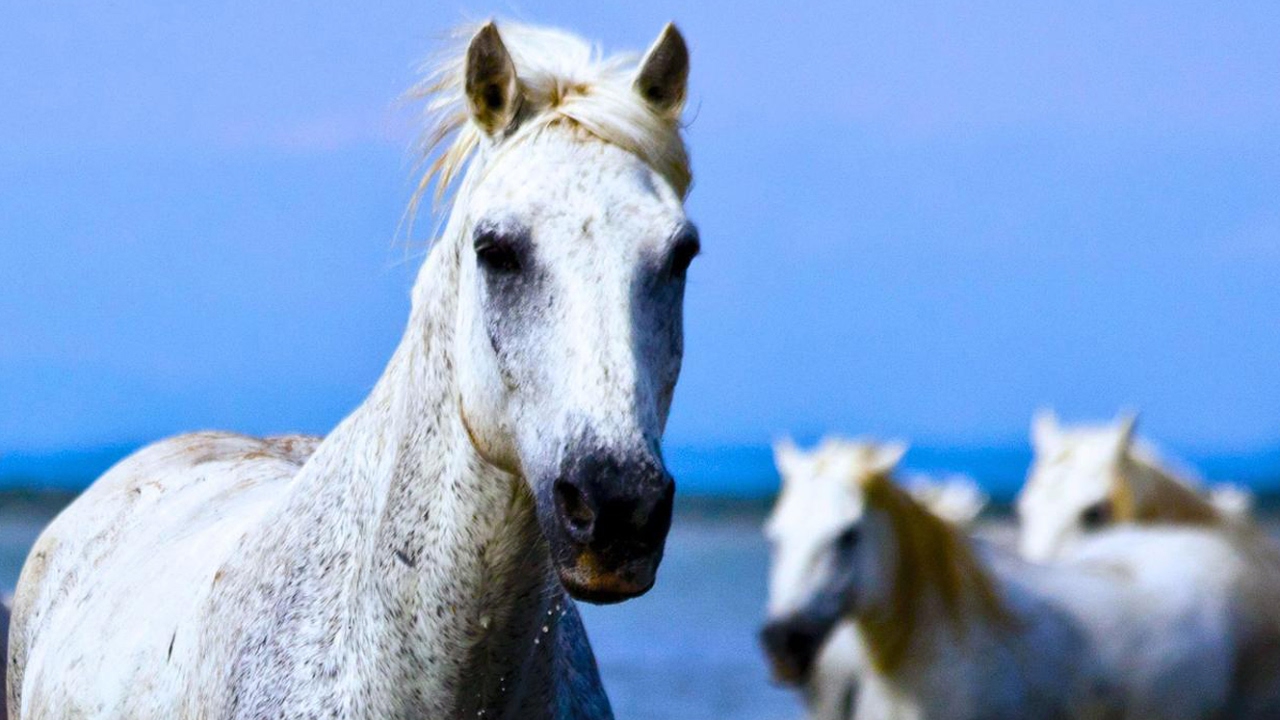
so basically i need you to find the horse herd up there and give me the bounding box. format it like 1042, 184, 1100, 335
2, 18, 1275, 720
761, 412, 1280, 719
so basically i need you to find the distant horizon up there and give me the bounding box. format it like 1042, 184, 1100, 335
5, 438, 1278, 500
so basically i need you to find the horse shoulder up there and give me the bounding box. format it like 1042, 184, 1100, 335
9, 431, 316, 718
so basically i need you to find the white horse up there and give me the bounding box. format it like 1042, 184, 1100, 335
9, 21, 698, 719
764, 438, 988, 720
1017, 410, 1255, 562
762, 452, 1280, 720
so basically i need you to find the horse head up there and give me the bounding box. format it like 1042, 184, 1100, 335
422, 22, 696, 604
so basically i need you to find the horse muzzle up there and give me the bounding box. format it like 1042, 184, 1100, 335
759, 617, 823, 686
540, 449, 676, 604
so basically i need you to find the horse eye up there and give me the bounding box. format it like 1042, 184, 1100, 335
474, 231, 522, 274
667, 233, 700, 279
1080, 501, 1112, 530
836, 526, 861, 551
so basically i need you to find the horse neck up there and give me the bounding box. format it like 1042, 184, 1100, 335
263, 227, 559, 713
856, 478, 1010, 678
1116, 453, 1219, 526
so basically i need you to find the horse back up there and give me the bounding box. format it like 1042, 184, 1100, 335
1054, 527, 1276, 717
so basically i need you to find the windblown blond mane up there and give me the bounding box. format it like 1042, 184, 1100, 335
406, 22, 692, 221
1110, 450, 1222, 526
856, 472, 1011, 675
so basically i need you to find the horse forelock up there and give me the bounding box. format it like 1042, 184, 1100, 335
405, 21, 692, 226
857, 472, 1012, 675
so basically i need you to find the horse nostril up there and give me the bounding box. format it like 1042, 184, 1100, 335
641, 476, 676, 538
554, 480, 597, 543
759, 619, 816, 684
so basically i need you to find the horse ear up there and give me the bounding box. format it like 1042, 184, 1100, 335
633, 23, 689, 118
1031, 408, 1060, 452
1113, 412, 1138, 455
773, 437, 801, 478
465, 22, 522, 136
870, 442, 907, 476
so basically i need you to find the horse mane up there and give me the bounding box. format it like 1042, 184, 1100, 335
1112, 451, 1280, 608
856, 471, 1012, 675
406, 21, 692, 222
1110, 447, 1222, 526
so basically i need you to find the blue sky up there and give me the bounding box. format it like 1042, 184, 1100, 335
2, 1, 1278, 460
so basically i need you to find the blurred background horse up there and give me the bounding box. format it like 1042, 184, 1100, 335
762, 440, 1280, 719
1018, 410, 1255, 562
764, 438, 988, 719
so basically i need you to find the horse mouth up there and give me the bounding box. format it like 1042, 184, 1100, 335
555, 549, 659, 604
759, 620, 819, 686
764, 653, 811, 686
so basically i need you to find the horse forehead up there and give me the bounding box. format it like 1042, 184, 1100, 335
1059, 428, 1124, 457
1026, 458, 1111, 511
1058, 444, 1118, 486
771, 478, 865, 539
482, 136, 681, 215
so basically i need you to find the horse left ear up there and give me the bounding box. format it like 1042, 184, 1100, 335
773, 436, 803, 478
465, 22, 523, 136
633, 23, 689, 118
1031, 408, 1060, 452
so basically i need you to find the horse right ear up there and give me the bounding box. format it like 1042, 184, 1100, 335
1113, 411, 1139, 455
1031, 408, 1059, 452
869, 442, 907, 476
465, 22, 522, 136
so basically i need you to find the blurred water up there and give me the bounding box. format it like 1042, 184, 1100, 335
7, 444, 1279, 501
579, 513, 802, 720
0, 500, 55, 594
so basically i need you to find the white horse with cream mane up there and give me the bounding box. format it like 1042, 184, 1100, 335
10, 21, 698, 719
764, 438, 988, 720
762, 441, 1280, 720
1017, 410, 1256, 562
